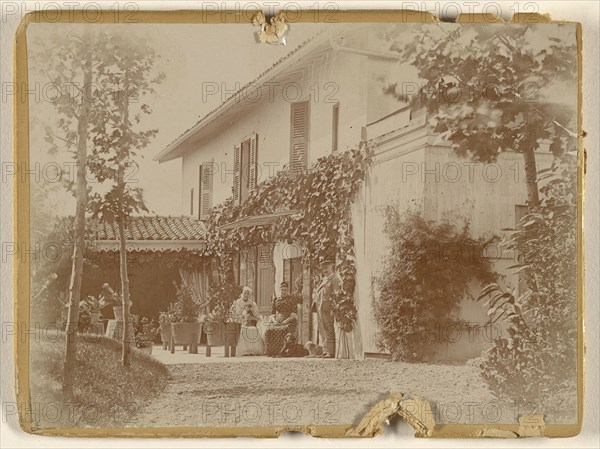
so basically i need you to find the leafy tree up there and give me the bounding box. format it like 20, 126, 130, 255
34, 27, 98, 398
36, 28, 162, 378
87, 34, 163, 366
385, 23, 578, 206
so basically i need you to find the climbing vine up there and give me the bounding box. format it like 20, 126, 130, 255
203, 147, 371, 331
373, 208, 497, 361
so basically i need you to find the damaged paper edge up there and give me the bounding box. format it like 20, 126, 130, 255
346, 394, 551, 439
14, 9, 584, 439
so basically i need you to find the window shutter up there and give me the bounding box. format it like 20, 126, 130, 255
190, 188, 194, 216
199, 161, 213, 221
332, 103, 340, 152
249, 133, 258, 190
233, 143, 241, 205
290, 101, 309, 177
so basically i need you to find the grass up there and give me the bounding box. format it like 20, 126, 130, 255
29, 332, 169, 429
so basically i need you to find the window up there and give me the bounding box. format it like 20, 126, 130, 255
190, 188, 194, 216
283, 257, 303, 294
332, 102, 340, 152
290, 100, 309, 177
233, 133, 258, 205
198, 161, 214, 221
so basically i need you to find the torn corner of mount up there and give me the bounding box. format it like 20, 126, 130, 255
345, 393, 436, 438
253, 11, 288, 45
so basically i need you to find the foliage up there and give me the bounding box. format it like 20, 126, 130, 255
203, 148, 370, 330
170, 282, 200, 323
31, 215, 97, 326
330, 290, 357, 333
373, 208, 496, 361
205, 280, 243, 323
135, 317, 159, 347
76, 309, 92, 333
81, 295, 102, 314
158, 310, 172, 332
86, 33, 164, 223
386, 23, 578, 162
477, 156, 578, 416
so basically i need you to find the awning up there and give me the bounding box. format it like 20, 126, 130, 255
89, 215, 207, 252
220, 210, 301, 231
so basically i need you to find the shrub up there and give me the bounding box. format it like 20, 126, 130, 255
206, 280, 242, 323
478, 156, 578, 419
373, 208, 496, 362
170, 282, 200, 323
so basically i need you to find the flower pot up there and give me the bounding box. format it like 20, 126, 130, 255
90, 311, 101, 324
170, 322, 203, 354
204, 322, 241, 347
113, 306, 123, 321
138, 342, 153, 354
160, 323, 172, 350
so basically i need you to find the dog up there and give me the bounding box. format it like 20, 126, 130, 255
276, 333, 309, 357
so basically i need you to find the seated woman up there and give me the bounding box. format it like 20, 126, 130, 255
264, 281, 298, 356
232, 287, 264, 356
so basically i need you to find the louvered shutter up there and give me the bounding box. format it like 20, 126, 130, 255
233, 143, 241, 204
290, 101, 309, 177
249, 133, 258, 190
199, 161, 213, 221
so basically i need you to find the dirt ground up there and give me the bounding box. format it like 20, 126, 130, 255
127, 358, 521, 429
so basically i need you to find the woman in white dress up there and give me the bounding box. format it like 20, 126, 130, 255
231, 287, 264, 356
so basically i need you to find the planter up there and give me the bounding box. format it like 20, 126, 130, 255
90, 311, 101, 324
138, 342, 153, 354
159, 323, 172, 350
204, 322, 241, 348
113, 306, 123, 321
170, 322, 203, 354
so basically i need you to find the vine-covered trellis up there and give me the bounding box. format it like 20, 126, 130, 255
203, 147, 371, 331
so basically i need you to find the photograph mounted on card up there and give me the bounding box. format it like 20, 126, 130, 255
13, 9, 583, 438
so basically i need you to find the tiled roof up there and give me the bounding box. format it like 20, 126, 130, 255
154, 32, 327, 162
91, 216, 206, 241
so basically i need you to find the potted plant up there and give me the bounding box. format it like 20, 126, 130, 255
204, 280, 242, 356
158, 308, 173, 351
81, 295, 102, 325
135, 317, 158, 354
170, 281, 202, 354
99, 283, 132, 321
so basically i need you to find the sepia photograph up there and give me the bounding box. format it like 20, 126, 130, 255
11, 9, 583, 438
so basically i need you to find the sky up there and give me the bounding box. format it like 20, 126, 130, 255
26, 21, 578, 218
27, 21, 326, 216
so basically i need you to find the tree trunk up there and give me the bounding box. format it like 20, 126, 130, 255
118, 72, 132, 367
118, 208, 132, 367
523, 146, 540, 207
63, 39, 92, 399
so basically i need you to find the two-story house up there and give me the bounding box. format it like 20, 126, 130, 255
154, 26, 554, 360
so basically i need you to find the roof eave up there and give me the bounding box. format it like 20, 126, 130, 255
154, 33, 333, 164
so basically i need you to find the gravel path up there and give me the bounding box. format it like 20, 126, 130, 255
128, 359, 517, 428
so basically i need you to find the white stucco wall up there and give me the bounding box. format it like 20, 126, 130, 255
356, 119, 557, 360
179, 48, 368, 215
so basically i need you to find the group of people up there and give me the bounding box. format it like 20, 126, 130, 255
229, 258, 339, 358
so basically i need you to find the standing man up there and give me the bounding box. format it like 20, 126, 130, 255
313, 258, 340, 358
